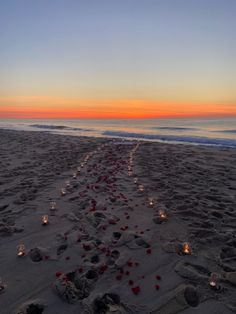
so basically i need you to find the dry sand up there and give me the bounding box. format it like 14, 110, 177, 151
0, 129, 236, 314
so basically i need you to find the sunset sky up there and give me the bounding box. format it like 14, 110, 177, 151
0, 0, 235, 119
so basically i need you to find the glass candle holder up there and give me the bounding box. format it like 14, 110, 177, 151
65, 180, 70, 188
77, 167, 81, 173
209, 273, 218, 289
50, 201, 56, 210
182, 242, 191, 255
61, 188, 66, 196
17, 244, 26, 257
148, 197, 154, 207
158, 209, 167, 220
138, 184, 145, 193
73, 172, 77, 179
42, 215, 49, 225
134, 177, 138, 184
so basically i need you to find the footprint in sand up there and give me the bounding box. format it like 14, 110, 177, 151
106, 249, 121, 266
29, 247, 50, 262
16, 299, 46, 314
135, 236, 150, 248
113, 232, 122, 240
90, 254, 100, 264
57, 244, 68, 256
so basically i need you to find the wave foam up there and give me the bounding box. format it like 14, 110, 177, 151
103, 131, 236, 148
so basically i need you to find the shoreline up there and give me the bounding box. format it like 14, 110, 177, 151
0, 129, 235, 313
1, 127, 236, 150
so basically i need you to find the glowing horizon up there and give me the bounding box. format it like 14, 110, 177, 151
0, 1, 235, 119
0, 96, 235, 119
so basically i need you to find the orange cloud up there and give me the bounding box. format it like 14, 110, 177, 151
0, 96, 235, 119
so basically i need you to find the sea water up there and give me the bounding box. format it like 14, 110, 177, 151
0, 117, 236, 148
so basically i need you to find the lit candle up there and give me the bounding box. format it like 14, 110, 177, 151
182, 242, 191, 255
65, 180, 70, 188
80, 162, 84, 168
17, 244, 26, 257
134, 177, 138, 184
128, 166, 132, 171
209, 273, 218, 289
158, 209, 167, 220
148, 197, 154, 207
50, 201, 56, 210
138, 184, 145, 192
73, 172, 77, 179
42, 215, 49, 225
61, 188, 66, 196
77, 167, 81, 173
128, 171, 133, 177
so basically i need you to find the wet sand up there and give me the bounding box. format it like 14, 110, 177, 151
0, 129, 236, 314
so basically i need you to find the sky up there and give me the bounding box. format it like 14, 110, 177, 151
0, 0, 235, 119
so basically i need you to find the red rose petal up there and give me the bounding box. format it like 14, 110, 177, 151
128, 280, 134, 286
132, 286, 140, 295
55, 271, 62, 277
99, 264, 108, 274
155, 284, 160, 290
146, 248, 152, 254
156, 275, 162, 280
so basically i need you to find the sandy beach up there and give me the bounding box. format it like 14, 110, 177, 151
0, 129, 236, 314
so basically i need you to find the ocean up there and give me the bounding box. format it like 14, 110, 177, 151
0, 117, 236, 148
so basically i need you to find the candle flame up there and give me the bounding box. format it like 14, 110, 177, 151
182, 242, 191, 254
159, 209, 167, 219
61, 188, 66, 195
138, 184, 144, 192
50, 201, 56, 210
42, 215, 49, 225
209, 273, 218, 288
17, 244, 25, 257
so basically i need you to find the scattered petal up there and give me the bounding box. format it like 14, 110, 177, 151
55, 271, 62, 277
132, 286, 141, 295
